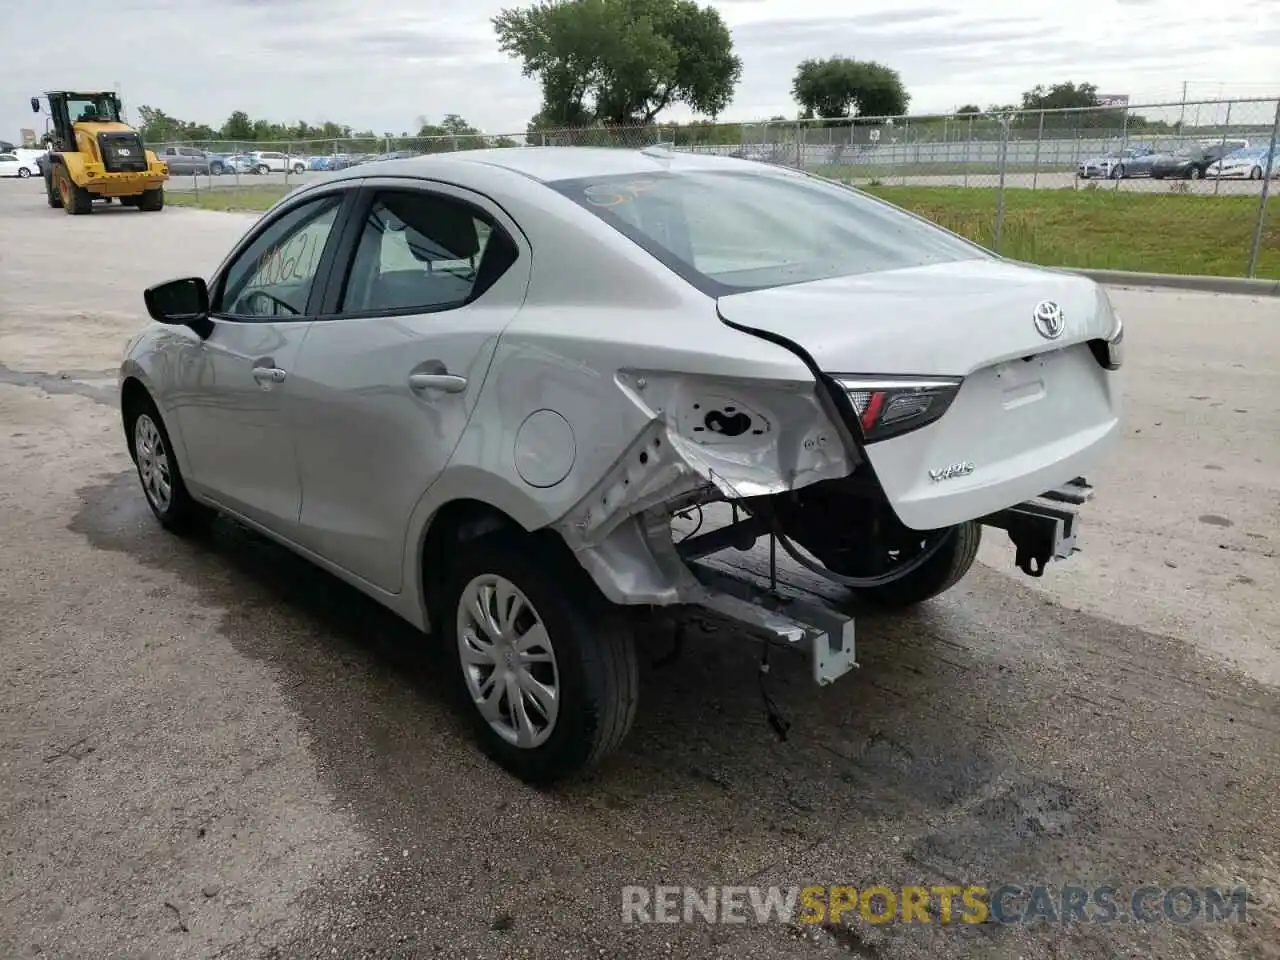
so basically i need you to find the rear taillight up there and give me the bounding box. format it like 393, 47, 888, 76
833, 376, 963, 443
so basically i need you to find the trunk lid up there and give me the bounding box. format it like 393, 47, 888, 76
715, 257, 1114, 376
717, 258, 1123, 530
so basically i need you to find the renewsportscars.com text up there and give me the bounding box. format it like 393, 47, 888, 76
621, 884, 1249, 925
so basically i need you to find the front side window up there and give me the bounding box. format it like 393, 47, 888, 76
217, 195, 342, 319
339, 190, 516, 314
549, 169, 985, 296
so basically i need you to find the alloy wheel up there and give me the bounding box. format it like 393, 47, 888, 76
456, 574, 561, 749
134, 413, 173, 513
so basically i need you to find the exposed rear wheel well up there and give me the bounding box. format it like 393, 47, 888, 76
419, 499, 588, 629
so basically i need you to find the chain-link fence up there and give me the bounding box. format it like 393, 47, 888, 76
155, 97, 1280, 279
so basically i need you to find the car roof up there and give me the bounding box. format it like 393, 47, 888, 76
324, 146, 778, 186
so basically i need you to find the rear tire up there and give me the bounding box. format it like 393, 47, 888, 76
17, 167, 31, 179
256, 164, 270, 175
1189, 167, 1202, 180
1250, 167, 1262, 181
138, 188, 164, 211
838, 521, 982, 610
1110, 164, 1125, 179
124, 392, 214, 535
44, 173, 62, 208
439, 534, 638, 784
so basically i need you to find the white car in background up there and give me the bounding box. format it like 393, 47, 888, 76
120, 147, 1123, 783
1205, 146, 1278, 180
246, 150, 308, 175
0, 151, 41, 178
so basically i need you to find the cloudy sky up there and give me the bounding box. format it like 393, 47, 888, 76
1, 0, 1276, 141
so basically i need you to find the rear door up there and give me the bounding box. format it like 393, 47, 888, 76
285, 178, 530, 592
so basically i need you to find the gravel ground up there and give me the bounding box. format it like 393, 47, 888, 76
0, 181, 1278, 960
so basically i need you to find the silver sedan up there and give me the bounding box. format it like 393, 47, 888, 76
120, 148, 1121, 782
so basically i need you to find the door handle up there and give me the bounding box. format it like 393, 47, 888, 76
408, 373, 468, 394
252, 366, 287, 383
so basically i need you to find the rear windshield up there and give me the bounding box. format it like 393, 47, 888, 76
548, 169, 987, 295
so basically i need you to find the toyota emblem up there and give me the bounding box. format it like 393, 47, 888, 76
1033, 301, 1064, 339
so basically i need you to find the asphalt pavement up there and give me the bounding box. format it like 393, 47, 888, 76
1, 178, 1278, 960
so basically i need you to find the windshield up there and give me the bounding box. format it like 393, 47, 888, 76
67, 94, 120, 123
549, 169, 987, 295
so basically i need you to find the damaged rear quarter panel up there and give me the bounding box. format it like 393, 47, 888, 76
422, 299, 854, 604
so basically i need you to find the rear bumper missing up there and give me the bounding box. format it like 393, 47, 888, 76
679, 477, 1094, 686
979, 476, 1092, 577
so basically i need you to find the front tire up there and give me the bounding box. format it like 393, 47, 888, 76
838, 521, 982, 610
54, 165, 92, 214
256, 164, 270, 175
1110, 164, 1125, 179
440, 535, 638, 784
138, 188, 164, 211
125, 394, 214, 535
17, 167, 31, 179
1250, 167, 1262, 181
292, 163, 306, 174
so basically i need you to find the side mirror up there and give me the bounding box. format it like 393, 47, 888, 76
30, 97, 40, 113
144, 277, 210, 327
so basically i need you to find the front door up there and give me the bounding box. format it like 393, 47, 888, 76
172, 191, 347, 536
287, 182, 530, 591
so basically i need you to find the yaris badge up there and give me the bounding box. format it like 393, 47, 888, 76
929, 461, 975, 482
1033, 301, 1065, 339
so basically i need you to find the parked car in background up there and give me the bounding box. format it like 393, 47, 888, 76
1077, 146, 1157, 179
1199, 138, 1249, 154
1150, 142, 1242, 179
246, 150, 308, 174
204, 153, 233, 175
154, 146, 212, 176
221, 154, 256, 174
0, 152, 41, 178
1205, 145, 1279, 180
312, 154, 362, 171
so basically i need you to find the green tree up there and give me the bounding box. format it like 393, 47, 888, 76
134, 105, 185, 143
955, 104, 981, 115
1019, 81, 1098, 111
494, 0, 741, 127
791, 57, 909, 122
1015, 80, 1152, 129
221, 111, 254, 140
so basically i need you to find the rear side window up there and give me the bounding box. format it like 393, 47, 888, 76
549, 169, 985, 296
338, 190, 517, 315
